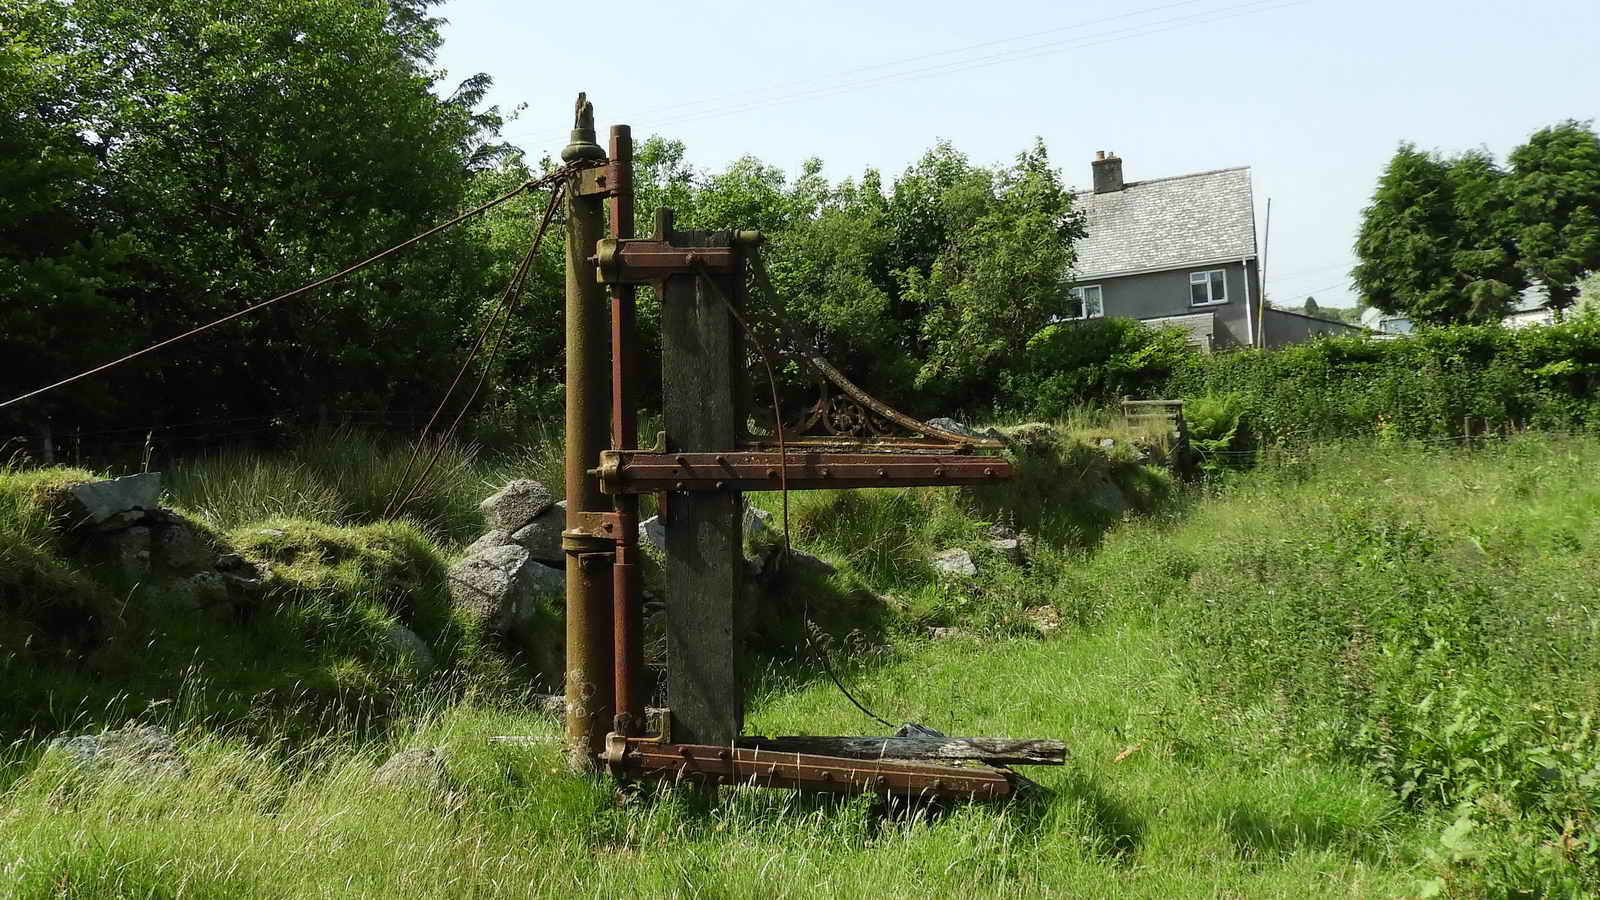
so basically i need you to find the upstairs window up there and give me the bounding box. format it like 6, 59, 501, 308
1190, 270, 1228, 306
1067, 285, 1104, 319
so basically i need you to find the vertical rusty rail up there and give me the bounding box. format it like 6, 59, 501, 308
561, 101, 614, 769
607, 125, 645, 737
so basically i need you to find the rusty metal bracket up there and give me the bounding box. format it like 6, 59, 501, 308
595, 449, 1011, 494
571, 160, 625, 199
565, 509, 625, 542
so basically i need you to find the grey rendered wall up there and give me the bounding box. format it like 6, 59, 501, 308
1090, 260, 1257, 348
1260, 307, 1361, 348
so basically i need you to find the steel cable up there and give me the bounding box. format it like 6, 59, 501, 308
0, 164, 585, 413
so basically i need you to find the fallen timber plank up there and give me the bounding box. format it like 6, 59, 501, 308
616, 742, 1017, 799
734, 735, 1066, 766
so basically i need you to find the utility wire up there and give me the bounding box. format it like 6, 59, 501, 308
506, 0, 1308, 149
385, 177, 568, 520
0, 173, 563, 413
509, 0, 1215, 131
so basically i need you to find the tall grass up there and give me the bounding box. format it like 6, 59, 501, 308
166, 425, 566, 546
8, 432, 1598, 895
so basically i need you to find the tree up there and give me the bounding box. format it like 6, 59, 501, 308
0, 3, 137, 438
1, 0, 513, 439
1507, 120, 1600, 314
898, 140, 1085, 405
1352, 144, 1523, 324
1304, 296, 1320, 316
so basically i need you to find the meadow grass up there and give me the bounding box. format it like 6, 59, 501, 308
4, 433, 1598, 896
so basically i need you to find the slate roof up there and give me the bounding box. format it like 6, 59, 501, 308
1072, 166, 1258, 279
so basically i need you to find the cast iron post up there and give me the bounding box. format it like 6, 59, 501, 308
561, 94, 613, 769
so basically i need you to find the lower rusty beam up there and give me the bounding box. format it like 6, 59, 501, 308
596, 450, 1012, 494
602, 736, 1015, 800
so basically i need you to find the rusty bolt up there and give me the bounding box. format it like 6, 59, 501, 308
765, 468, 777, 479
715, 454, 727, 465
602, 522, 614, 531
717, 749, 730, 760
674, 481, 686, 491
877, 468, 887, 477
675, 455, 688, 466
820, 467, 831, 477
934, 467, 945, 477
714, 480, 727, 490
984, 467, 994, 477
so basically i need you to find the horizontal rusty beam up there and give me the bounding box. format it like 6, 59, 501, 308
594, 450, 1012, 494
604, 738, 1015, 799
595, 238, 739, 284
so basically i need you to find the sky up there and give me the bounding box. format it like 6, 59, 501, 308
433, 0, 1600, 309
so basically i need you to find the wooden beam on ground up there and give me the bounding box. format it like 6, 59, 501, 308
735, 735, 1067, 766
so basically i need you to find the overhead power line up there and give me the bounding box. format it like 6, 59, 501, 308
504, 0, 1310, 151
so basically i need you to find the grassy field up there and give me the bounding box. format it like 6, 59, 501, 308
3, 433, 1598, 897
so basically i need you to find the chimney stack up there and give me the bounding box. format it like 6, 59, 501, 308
1092, 151, 1124, 194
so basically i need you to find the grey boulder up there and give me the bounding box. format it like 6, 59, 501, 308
479, 480, 555, 533
509, 501, 565, 564
447, 545, 536, 635
930, 548, 977, 577
68, 473, 162, 525
49, 724, 188, 778
385, 622, 437, 672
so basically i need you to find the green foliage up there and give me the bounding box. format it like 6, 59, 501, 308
1166, 318, 1600, 444
1353, 121, 1600, 326
1182, 393, 1252, 471
1002, 317, 1195, 417
0, 0, 514, 440
1154, 437, 1600, 894
1507, 120, 1600, 311
1353, 144, 1523, 324
899, 141, 1086, 403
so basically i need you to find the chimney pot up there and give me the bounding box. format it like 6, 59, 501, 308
1096, 151, 1106, 160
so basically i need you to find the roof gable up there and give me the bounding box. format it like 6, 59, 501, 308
1072, 167, 1257, 279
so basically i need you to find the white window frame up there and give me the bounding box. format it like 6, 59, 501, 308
1189, 269, 1229, 307
1066, 284, 1104, 320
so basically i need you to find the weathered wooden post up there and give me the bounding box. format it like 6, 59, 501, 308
560, 95, 614, 768
657, 211, 744, 746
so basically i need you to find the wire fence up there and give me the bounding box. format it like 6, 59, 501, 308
2, 408, 439, 470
